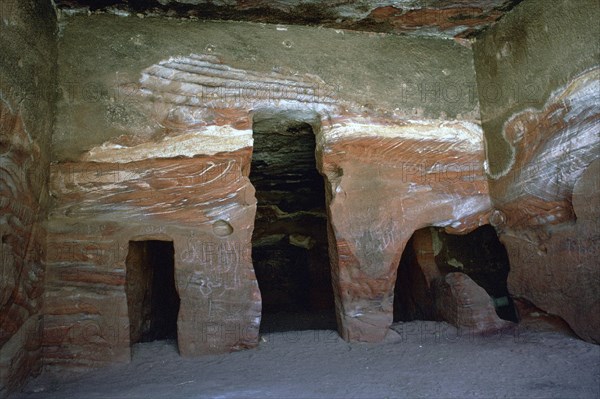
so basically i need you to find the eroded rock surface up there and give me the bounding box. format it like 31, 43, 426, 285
2, 0, 599, 395
0, 101, 45, 395
46, 149, 261, 364
41, 11, 502, 372
501, 158, 600, 343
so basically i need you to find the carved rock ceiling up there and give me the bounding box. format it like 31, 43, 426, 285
55, 0, 523, 39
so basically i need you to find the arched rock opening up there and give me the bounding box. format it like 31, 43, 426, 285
393, 225, 517, 331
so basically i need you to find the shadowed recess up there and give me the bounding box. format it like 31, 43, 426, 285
126, 241, 180, 347
394, 225, 517, 323
250, 111, 336, 333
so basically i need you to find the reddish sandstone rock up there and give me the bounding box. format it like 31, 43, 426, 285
433, 272, 512, 333
512, 298, 577, 337
44, 54, 343, 364
46, 151, 261, 363
393, 229, 441, 322
367, 6, 502, 34
502, 159, 600, 343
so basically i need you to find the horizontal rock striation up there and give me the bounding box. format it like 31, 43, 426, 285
46, 150, 260, 364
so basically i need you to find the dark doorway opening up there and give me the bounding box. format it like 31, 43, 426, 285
250, 112, 336, 333
394, 225, 518, 323
126, 240, 180, 349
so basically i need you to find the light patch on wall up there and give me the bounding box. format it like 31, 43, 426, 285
83, 125, 253, 163
321, 120, 484, 153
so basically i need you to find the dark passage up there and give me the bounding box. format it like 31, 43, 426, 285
393, 230, 435, 323
250, 111, 336, 333
394, 225, 518, 323
126, 240, 180, 347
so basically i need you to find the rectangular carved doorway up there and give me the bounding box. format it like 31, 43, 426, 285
126, 240, 180, 352
250, 111, 336, 333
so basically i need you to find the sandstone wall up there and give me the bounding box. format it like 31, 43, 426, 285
0, 0, 57, 395
474, 0, 600, 343
1, 0, 597, 387
47, 13, 489, 366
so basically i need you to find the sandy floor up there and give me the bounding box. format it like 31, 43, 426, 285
16, 321, 600, 399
